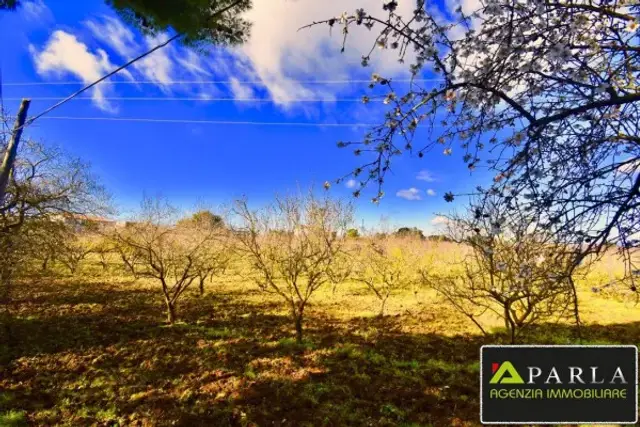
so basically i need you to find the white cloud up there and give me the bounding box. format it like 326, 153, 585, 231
431, 215, 449, 225
85, 16, 137, 59
30, 1, 425, 112
30, 17, 224, 111
175, 50, 211, 77
233, 0, 418, 107
139, 35, 175, 88
426, 189, 436, 196
345, 179, 358, 189
396, 188, 422, 201
30, 31, 130, 112
21, 0, 52, 22
416, 170, 437, 182
229, 77, 256, 99
84, 16, 214, 94
86, 18, 175, 87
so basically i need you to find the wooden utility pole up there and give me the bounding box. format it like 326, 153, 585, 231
0, 99, 30, 203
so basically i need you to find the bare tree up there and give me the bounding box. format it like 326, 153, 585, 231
56, 229, 96, 275
92, 235, 116, 273
176, 210, 233, 297
113, 197, 217, 323
0, 137, 107, 279
233, 191, 353, 343
353, 238, 420, 316
0, 135, 107, 360
0, 139, 108, 233
112, 228, 143, 278
327, 247, 355, 296
18, 218, 66, 273
422, 198, 587, 343
305, 1, 640, 286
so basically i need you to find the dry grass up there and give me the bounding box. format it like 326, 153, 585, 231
1, 242, 639, 426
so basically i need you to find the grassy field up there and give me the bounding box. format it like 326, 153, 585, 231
1, 246, 640, 427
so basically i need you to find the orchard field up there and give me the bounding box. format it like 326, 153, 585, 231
2, 0, 640, 425
1, 237, 638, 427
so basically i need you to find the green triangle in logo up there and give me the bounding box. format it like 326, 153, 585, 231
489, 361, 525, 384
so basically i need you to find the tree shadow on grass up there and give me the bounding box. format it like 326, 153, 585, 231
2, 280, 640, 426
231, 317, 640, 427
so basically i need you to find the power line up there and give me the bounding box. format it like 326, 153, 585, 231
39, 116, 381, 127
5, 96, 391, 103
39, 115, 445, 128
3, 78, 443, 87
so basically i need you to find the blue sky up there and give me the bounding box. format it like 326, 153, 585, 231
0, 0, 491, 233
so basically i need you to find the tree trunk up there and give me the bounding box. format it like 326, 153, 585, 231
504, 305, 510, 330
292, 303, 305, 343
568, 276, 582, 342
504, 304, 517, 343
379, 297, 387, 317
0, 99, 31, 203
165, 299, 176, 324
199, 276, 205, 297
41, 257, 49, 272
294, 315, 303, 343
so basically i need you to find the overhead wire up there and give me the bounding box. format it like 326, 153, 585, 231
4, 96, 395, 103
38, 116, 445, 129
39, 116, 381, 127
3, 78, 444, 87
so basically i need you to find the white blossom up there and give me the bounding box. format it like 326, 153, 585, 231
383, 92, 396, 105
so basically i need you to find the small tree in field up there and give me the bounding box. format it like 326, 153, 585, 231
23, 219, 67, 273
394, 227, 425, 240
176, 210, 232, 296
327, 248, 355, 296
92, 235, 115, 273
346, 228, 360, 239
112, 229, 142, 278
353, 239, 420, 316
422, 199, 585, 343
233, 191, 352, 343
57, 229, 96, 275
114, 197, 216, 323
